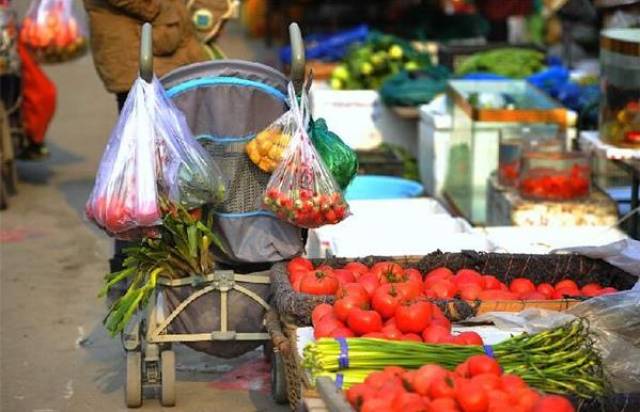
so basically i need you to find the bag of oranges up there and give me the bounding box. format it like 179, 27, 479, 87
246, 111, 293, 173
20, 0, 88, 63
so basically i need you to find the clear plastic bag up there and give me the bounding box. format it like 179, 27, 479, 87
20, 0, 88, 63
85, 76, 225, 239
245, 111, 293, 173
262, 84, 349, 228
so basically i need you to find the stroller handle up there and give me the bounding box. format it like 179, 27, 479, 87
289, 22, 306, 94
140, 22, 153, 83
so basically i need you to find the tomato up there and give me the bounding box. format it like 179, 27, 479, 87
424, 267, 454, 289
313, 317, 344, 339
430, 280, 458, 299
395, 300, 433, 334
383, 366, 406, 378
289, 270, 308, 291
429, 398, 459, 411
458, 283, 483, 300
467, 355, 501, 377
372, 284, 405, 319
347, 308, 383, 336
479, 290, 518, 301
454, 269, 483, 288
360, 397, 393, 412
555, 279, 578, 290
581, 283, 602, 297
393, 392, 427, 412
288, 256, 313, 275
429, 373, 457, 399
311, 303, 334, 326
396, 280, 423, 300
344, 262, 369, 278
329, 327, 355, 338
509, 278, 536, 295
364, 371, 393, 389
514, 387, 541, 411
333, 269, 356, 285
374, 262, 406, 284
521, 291, 548, 300
456, 380, 489, 412
404, 268, 423, 283
500, 374, 526, 394
597, 287, 617, 296
359, 273, 381, 296
471, 373, 501, 392
333, 296, 363, 322
299, 269, 339, 295
422, 325, 452, 344
537, 283, 555, 297
454, 361, 470, 378
412, 364, 448, 396
401, 333, 423, 342
381, 323, 403, 340
552, 287, 580, 299
482, 275, 502, 290
346, 383, 375, 407
362, 332, 386, 339
532, 395, 575, 412
455, 331, 483, 346
335, 283, 369, 303
487, 389, 510, 405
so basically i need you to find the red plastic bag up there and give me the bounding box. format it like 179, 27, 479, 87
19, 41, 56, 145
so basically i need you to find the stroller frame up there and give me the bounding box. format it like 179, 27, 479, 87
121, 22, 306, 408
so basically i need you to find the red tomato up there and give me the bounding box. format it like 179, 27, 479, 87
521, 291, 548, 300
289, 270, 307, 291
456, 331, 484, 346
364, 371, 393, 389
412, 364, 448, 396
430, 280, 458, 299
299, 269, 339, 295
362, 332, 386, 339
404, 268, 424, 283
471, 373, 501, 391
454, 269, 483, 288
456, 380, 489, 412
487, 389, 510, 404
467, 355, 501, 377
385, 317, 397, 327
515, 388, 541, 411
382, 323, 403, 340
581, 283, 602, 297
371, 284, 405, 319
311, 303, 334, 326
555, 279, 578, 290
429, 398, 459, 411
333, 269, 356, 285
287, 257, 313, 275
532, 395, 575, 412
346, 383, 375, 406
329, 327, 354, 338
482, 275, 502, 290
552, 287, 580, 299
479, 290, 518, 301
458, 283, 483, 300
455, 361, 470, 378
597, 287, 617, 296
360, 398, 393, 412
336, 283, 369, 303
537, 283, 555, 297
430, 373, 457, 399
509, 278, 536, 295
313, 317, 344, 339
358, 273, 381, 296
393, 392, 426, 412
347, 308, 383, 336
383, 365, 406, 378
401, 333, 423, 342
395, 280, 423, 300
500, 374, 526, 394
333, 296, 363, 322
422, 325, 452, 343
343, 262, 369, 278
371, 261, 405, 282
424, 267, 454, 289
395, 300, 434, 334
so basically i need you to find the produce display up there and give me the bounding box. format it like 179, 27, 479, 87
345, 361, 575, 412
304, 320, 608, 398
329, 32, 431, 90
601, 100, 640, 147
379, 66, 451, 108
262, 86, 349, 228
455, 48, 545, 78
21, 0, 88, 63
518, 153, 590, 201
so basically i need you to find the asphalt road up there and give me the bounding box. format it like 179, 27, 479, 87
1, 20, 289, 412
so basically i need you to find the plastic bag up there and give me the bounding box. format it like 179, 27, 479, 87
262, 84, 349, 228
245, 111, 293, 173
309, 118, 358, 190
20, 0, 88, 63
85, 76, 225, 239
552, 239, 640, 278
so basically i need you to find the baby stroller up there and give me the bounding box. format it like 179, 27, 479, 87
121, 23, 307, 408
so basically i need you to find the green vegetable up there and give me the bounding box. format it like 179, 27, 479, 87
379, 65, 450, 107
304, 319, 607, 398
310, 118, 358, 189
455, 48, 545, 78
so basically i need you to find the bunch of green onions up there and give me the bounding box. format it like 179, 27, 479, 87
303, 319, 607, 398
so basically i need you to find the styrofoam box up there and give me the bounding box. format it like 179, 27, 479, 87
310, 82, 419, 153
418, 95, 452, 198
474, 226, 629, 254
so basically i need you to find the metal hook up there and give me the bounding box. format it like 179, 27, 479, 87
288, 22, 305, 95
140, 22, 153, 83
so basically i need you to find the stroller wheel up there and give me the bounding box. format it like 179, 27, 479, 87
160, 350, 176, 407
271, 350, 288, 405
125, 351, 143, 408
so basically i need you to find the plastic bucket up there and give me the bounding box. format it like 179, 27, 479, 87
345, 175, 424, 200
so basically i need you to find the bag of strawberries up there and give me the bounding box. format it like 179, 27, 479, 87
262, 84, 349, 228
20, 0, 88, 63
85, 75, 225, 239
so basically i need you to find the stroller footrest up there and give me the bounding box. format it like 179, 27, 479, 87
211, 331, 236, 340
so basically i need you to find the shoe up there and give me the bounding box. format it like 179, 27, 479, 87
18, 143, 49, 160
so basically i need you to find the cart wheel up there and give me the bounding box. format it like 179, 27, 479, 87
160, 350, 176, 407
271, 350, 288, 404
125, 351, 143, 408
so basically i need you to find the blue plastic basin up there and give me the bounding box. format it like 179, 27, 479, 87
345, 175, 424, 200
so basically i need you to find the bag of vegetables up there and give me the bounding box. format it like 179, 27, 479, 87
85, 75, 225, 239
245, 111, 293, 173
262, 84, 350, 228
309, 117, 358, 190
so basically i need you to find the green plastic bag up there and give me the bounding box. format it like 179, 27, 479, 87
310, 118, 358, 190
379, 66, 450, 107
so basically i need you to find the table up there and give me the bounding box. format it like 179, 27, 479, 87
612, 159, 640, 239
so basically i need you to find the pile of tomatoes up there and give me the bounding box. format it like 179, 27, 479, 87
263, 188, 348, 228
518, 164, 590, 201
346, 357, 575, 412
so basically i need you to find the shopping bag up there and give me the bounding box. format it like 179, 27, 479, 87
309, 117, 358, 190
18, 41, 56, 145
20, 0, 87, 63
245, 110, 293, 173
262, 84, 349, 228
85, 76, 225, 239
